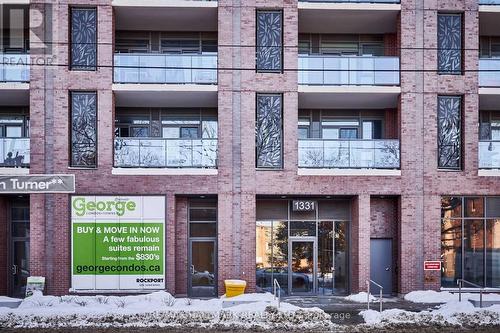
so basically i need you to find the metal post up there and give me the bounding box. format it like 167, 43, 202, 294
379, 288, 383, 312
458, 279, 462, 302
367, 280, 370, 310
480, 289, 483, 308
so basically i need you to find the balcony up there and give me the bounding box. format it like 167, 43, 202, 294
114, 54, 217, 84
114, 138, 217, 168
298, 139, 400, 169
299, 1, 399, 2
0, 138, 29, 168
479, 59, 500, 87
479, 141, 500, 169
299, 55, 399, 86
0, 54, 29, 83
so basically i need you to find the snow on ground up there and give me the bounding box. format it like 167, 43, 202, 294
0, 291, 332, 330
344, 292, 376, 303
405, 290, 500, 303
361, 299, 500, 328
0, 296, 21, 303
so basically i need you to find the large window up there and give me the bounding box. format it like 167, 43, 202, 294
256, 199, 350, 296
115, 108, 217, 139
299, 34, 385, 56
256, 10, 283, 72
437, 13, 462, 74
441, 196, 500, 288
70, 7, 97, 70
438, 96, 462, 170
256, 94, 283, 168
70, 91, 97, 167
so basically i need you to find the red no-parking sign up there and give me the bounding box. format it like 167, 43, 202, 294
424, 261, 441, 271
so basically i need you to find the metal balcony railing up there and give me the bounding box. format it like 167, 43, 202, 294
479, 140, 500, 169
479, 58, 500, 87
0, 54, 29, 83
299, 0, 400, 3
114, 138, 217, 168
298, 139, 400, 169
298, 55, 400, 86
0, 138, 30, 167
113, 53, 217, 84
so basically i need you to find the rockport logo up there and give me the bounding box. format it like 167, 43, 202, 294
0, 175, 75, 193
136, 278, 164, 283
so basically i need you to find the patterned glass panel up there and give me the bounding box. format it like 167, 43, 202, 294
437, 14, 462, 74
256, 94, 282, 168
71, 8, 97, 70
71, 92, 97, 167
438, 96, 461, 169
256, 11, 282, 72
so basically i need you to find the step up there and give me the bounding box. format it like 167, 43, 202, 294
469, 299, 500, 307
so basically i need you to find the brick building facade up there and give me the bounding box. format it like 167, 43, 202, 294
0, 0, 499, 298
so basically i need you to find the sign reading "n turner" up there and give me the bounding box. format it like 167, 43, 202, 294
0, 175, 75, 193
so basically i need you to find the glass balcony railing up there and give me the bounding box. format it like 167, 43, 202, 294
114, 138, 217, 168
479, 1, 500, 5
479, 141, 500, 169
0, 138, 30, 167
298, 139, 400, 169
298, 55, 400, 86
0, 54, 29, 83
113, 53, 217, 84
299, 0, 400, 3
479, 58, 500, 87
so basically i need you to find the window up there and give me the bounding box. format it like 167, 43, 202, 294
256, 10, 283, 72
437, 13, 462, 74
256, 94, 283, 168
70, 92, 97, 167
437, 96, 462, 170
441, 196, 500, 288
70, 8, 97, 70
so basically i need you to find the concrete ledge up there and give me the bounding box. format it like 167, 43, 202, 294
298, 85, 401, 94
112, 83, 217, 92
478, 169, 500, 177
479, 87, 500, 95
0, 82, 29, 90
112, 0, 217, 7
0, 168, 29, 175
112, 167, 218, 176
479, 5, 500, 13
298, 2, 400, 12
298, 168, 401, 176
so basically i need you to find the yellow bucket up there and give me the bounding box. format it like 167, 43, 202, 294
224, 279, 247, 298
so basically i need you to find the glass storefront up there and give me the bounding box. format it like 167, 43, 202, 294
256, 199, 350, 296
441, 196, 500, 288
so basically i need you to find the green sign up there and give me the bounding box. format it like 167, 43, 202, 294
71, 196, 165, 291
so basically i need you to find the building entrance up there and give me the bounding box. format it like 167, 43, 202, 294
256, 198, 350, 296
8, 197, 29, 297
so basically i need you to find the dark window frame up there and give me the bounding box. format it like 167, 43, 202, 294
69, 91, 98, 168
437, 95, 463, 170
255, 9, 284, 73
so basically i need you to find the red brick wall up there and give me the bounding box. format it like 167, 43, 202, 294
22, 0, 500, 297
0, 197, 8, 295
174, 197, 188, 296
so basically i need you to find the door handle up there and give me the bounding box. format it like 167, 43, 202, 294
385, 267, 390, 271
190, 265, 195, 274
11, 264, 17, 275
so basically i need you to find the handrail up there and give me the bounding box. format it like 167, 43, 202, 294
366, 279, 383, 312
457, 279, 484, 308
273, 278, 281, 309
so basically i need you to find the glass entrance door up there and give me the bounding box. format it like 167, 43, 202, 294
10, 201, 29, 297
189, 240, 216, 297
288, 238, 316, 294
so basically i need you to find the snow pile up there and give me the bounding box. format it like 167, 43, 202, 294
345, 292, 377, 303
405, 290, 500, 303
361, 301, 500, 328
0, 291, 332, 330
